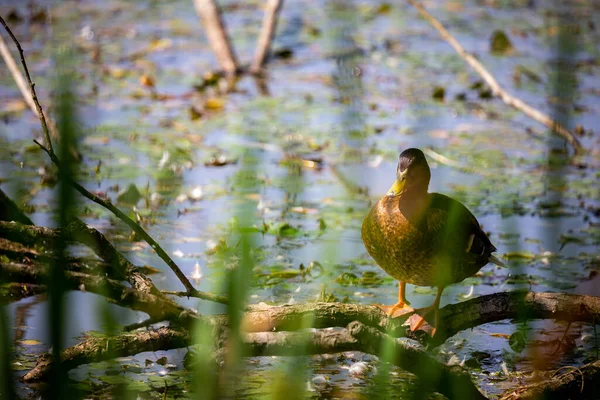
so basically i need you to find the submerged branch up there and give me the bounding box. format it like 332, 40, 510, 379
0, 282, 45, 305
500, 360, 600, 400
406, 0, 583, 154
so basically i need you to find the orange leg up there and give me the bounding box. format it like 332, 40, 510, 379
387, 282, 412, 316
410, 286, 444, 336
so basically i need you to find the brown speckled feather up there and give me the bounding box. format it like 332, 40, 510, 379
362, 193, 495, 287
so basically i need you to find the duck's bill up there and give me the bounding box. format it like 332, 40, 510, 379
387, 178, 405, 196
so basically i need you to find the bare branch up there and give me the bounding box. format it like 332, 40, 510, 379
22, 327, 191, 382
0, 220, 225, 304
242, 292, 600, 347
23, 320, 484, 400
0, 262, 186, 322
406, 0, 583, 154
0, 15, 53, 153
250, 0, 284, 74
0, 31, 37, 117
30, 119, 205, 298
194, 0, 239, 76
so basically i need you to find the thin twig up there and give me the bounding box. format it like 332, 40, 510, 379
406, 0, 583, 154
422, 147, 492, 176
329, 163, 369, 197
552, 321, 572, 355
550, 365, 584, 393
0, 15, 53, 153
423, 147, 473, 171
250, 0, 284, 74
33, 142, 200, 297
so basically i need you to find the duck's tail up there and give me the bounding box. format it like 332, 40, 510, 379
488, 254, 506, 267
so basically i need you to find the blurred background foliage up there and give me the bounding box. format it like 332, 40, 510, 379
0, 0, 599, 398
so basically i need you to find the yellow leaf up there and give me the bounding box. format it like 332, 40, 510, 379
149, 38, 171, 52
20, 339, 42, 346
84, 136, 110, 145
503, 251, 535, 260
109, 67, 128, 79
489, 333, 510, 339
140, 74, 155, 88
1, 99, 27, 113
204, 97, 224, 110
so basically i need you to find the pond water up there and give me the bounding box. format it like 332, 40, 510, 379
0, 0, 599, 398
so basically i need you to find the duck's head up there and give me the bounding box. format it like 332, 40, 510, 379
387, 148, 431, 196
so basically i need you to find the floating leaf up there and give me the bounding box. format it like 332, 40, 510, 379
508, 331, 526, 353
490, 30, 514, 54
204, 97, 225, 110
489, 333, 510, 339
140, 74, 155, 88
267, 223, 301, 237
156, 356, 168, 366
267, 270, 302, 280
19, 339, 42, 346
108, 66, 128, 79
148, 38, 172, 51
1, 99, 27, 113
189, 106, 203, 121
432, 86, 445, 101
99, 374, 130, 385
273, 48, 293, 59
318, 218, 327, 231
117, 184, 142, 205
503, 251, 535, 260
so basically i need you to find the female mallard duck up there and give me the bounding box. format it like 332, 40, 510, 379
362, 148, 503, 335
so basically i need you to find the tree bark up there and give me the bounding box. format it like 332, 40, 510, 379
243, 292, 600, 347
22, 327, 191, 382
0, 261, 189, 323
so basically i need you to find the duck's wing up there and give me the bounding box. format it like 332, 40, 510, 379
425, 193, 497, 263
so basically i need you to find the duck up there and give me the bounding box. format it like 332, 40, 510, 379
361, 148, 503, 336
